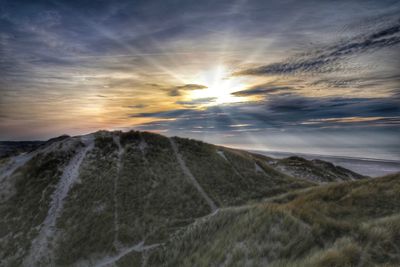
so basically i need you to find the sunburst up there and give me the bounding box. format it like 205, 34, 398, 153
187, 65, 249, 105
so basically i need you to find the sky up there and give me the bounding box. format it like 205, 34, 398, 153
0, 0, 399, 160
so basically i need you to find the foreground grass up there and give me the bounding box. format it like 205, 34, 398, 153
148, 173, 400, 267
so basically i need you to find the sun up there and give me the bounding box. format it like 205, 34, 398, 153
188, 65, 248, 105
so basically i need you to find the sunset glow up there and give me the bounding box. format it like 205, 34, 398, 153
0, 0, 399, 160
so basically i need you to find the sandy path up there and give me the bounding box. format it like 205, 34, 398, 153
217, 150, 247, 184
23, 135, 94, 266
169, 138, 217, 212
217, 150, 228, 161
112, 135, 123, 249
138, 134, 148, 153
255, 162, 267, 175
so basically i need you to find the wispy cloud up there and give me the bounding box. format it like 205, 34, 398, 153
235, 19, 400, 76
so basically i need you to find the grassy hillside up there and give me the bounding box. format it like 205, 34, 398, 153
173, 137, 314, 206
0, 130, 380, 266
148, 173, 400, 267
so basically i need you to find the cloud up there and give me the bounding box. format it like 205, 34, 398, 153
130, 109, 195, 118
235, 20, 400, 76
128, 104, 148, 109
176, 97, 216, 106
232, 83, 293, 96
265, 94, 400, 120
167, 84, 207, 96
132, 92, 400, 134
302, 116, 400, 125
310, 74, 400, 89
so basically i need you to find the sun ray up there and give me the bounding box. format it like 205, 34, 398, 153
52, 1, 187, 84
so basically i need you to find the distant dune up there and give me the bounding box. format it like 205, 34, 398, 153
253, 150, 400, 177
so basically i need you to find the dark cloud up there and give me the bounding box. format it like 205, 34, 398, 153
133, 93, 400, 133
265, 94, 400, 121
167, 84, 207, 96
232, 84, 293, 96
127, 104, 148, 109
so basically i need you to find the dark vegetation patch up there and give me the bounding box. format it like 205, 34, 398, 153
115, 250, 142, 267
0, 141, 45, 158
